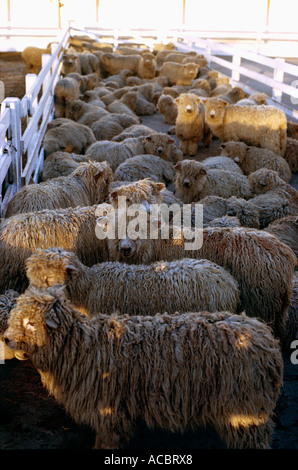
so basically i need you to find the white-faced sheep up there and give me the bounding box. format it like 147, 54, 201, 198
174, 93, 212, 155
25, 248, 240, 317
107, 221, 297, 340
137, 52, 157, 79
201, 98, 287, 157
108, 178, 165, 209
4, 161, 113, 218
113, 155, 175, 186
42, 121, 96, 157
85, 133, 178, 171
220, 141, 292, 183
0, 204, 111, 294
4, 284, 283, 449
247, 168, 298, 228
173, 160, 251, 203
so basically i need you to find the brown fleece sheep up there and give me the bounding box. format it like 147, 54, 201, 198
174, 160, 251, 203
287, 120, 298, 140
21, 45, 51, 74
236, 92, 268, 106
174, 93, 212, 155
41, 152, 89, 181
107, 178, 165, 209
4, 285, 283, 449
247, 168, 298, 227
4, 161, 113, 218
220, 141, 292, 183
284, 272, 298, 350
101, 52, 141, 75
113, 155, 175, 185
25, 248, 240, 318
0, 290, 23, 361
202, 98, 287, 157
199, 195, 260, 228
42, 121, 96, 157
157, 94, 178, 125
284, 137, 298, 173
85, 133, 178, 171
0, 204, 110, 294
65, 99, 108, 127
107, 221, 297, 340
137, 52, 157, 79
91, 113, 140, 141
159, 62, 199, 86
54, 76, 81, 118
264, 215, 298, 261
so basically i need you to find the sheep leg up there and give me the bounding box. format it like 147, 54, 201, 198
215, 417, 274, 449
187, 139, 199, 156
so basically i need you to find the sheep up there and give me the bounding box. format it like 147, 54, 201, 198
284, 272, 298, 350
211, 83, 232, 97
4, 284, 283, 449
4, 161, 113, 218
198, 195, 260, 229
201, 98, 287, 157
105, 92, 139, 118
101, 52, 141, 75
112, 124, 157, 142
216, 86, 247, 104
85, 133, 178, 171
159, 62, 199, 86
67, 72, 99, 93
236, 92, 268, 106
0, 203, 111, 294
113, 155, 175, 185
264, 215, 298, 261
206, 215, 241, 228
157, 94, 178, 125
182, 56, 208, 68
61, 50, 99, 76
21, 45, 51, 74
134, 84, 156, 116
220, 141, 292, 183
137, 52, 157, 79
202, 156, 244, 174
107, 178, 165, 209
115, 45, 150, 55
106, 221, 297, 340
0, 290, 23, 361
65, 99, 109, 127
99, 86, 133, 106
90, 113, 140, 141
42, 121, 96, 157
287, 120, 298, 140
25, 248, 240, 318
53, 76, 81, 118
173, 160, 251, 203
247, 168, 298, 227
41, 151, 89, 181
284, 137, 298, 173
174, 93, 212, 155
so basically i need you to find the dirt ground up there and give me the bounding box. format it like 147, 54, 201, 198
0, 52, 297, 453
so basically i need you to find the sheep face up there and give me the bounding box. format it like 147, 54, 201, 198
108, 179, 165, 208
174, 160, 207, 202
248, 169, 282, 195
142, 134, 176, 161
65, 100, 86, 121
72, 161, 113, 204
175, 93, 201, 117
220, 142, 247, 164
62, 53, 79, 74
107, 234, 152, 263
202, 98, 228, 126
183, 63, 199, 80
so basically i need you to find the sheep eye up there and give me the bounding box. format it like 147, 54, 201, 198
23, 318, 36, 332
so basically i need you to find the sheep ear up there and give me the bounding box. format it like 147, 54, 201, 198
174, 97, 180, 104
167, 138, 175, 144
109, 190, 118, 200
44, 300, 61, 329
174, 162, 182, 171
199, 168, 207, 175
95, 169, 104, 180
234, 157, 240, 163
220, 143, 226, 149
145, 136, 152, 142
154, 182, 166, 191
259, 179, 267, 186
65, 264, 79, 279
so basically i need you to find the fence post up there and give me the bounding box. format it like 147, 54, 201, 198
25, 73, 38, 119
3, 98, 22, 194
273, 58, 285, 102
232, 48, 241, 82
205, 39, 213, 67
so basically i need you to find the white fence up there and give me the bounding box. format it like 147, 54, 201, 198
0, 26, 297, 218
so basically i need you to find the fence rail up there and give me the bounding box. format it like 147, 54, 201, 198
0, 26, 297, 218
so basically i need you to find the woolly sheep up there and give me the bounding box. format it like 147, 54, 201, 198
90, 113, 140, 141
220, 141, 292, 183
284, 137, 298, 173
159, 62, 199, 86
202, 156, 244, 174
236, 92, 268, 106
41, 151, 89, 181
284, 272, 298, 350
54, 76, 81, 118
108, 178, 165, 209
216, 86, 247, 104
101, 52, 141, 75
247, 168, 298, 227
287, 121, 298, 140
42, 121, 96, 157
21, 45, 51, 74
25, 248, 240, 317
201, 98, 287, 157
173, 160, 251, 203
0, 204, 110, 294
206, 215, 241, 228
112, 124, 157, 142
4, 161, 113, 218
85, 133, 178, 171
0, 290, 23, 361
66, 99, 109, 127
157, 94, 178, 125
174, 93, 212, 155
4, 285, 283, 449
198, 195, 260, 228
264, 215, 298, 261
62, 50, 99, 76
107, 222, 297, 340
134, 84, 156, 116
137, 52, 157, 79
113, 155, 175, 185
67, 72, 99, 93
106, 92, 139, 117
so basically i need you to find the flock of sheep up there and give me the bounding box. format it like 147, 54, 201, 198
1, 35, 298, 450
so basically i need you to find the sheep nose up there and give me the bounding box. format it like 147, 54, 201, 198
183, 179, 190, 187
120, 246, 132, 256
157, 146, 163, 154
186, 105, 193, 113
